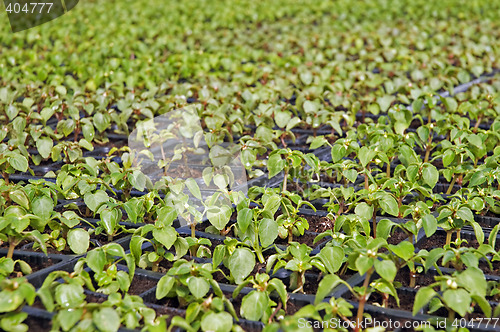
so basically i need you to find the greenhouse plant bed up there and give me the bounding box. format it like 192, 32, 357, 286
3, 0, 500, 330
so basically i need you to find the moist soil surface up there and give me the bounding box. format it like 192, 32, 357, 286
26, 257, 61, 274
416, 232, 500, 251
16, 230, 130, 255
345, 290, 415, 312
479, 260, 500, 276
394, 266, 436, 288
387, 229, 410, 245
25, 315, 53, 332
128, 274, 159, 295
303, 214, 335, 234
1, 255, 62, 277
194, 213, 335, 248
274, 231, 319, 247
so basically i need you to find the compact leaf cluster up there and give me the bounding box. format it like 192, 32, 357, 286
1, 0, 500, 331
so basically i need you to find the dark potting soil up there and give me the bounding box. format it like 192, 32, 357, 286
149, 293, 182, 310
274, 232, 318, 247
431, 303, 490, 319
31, 299, 47, 310
86, 140, 127, 156
179, 233, 222, 254
54, 202, 132, 223
0, 240, 30, 250
478, 260, 500, 276
163, 164, 204, 179
303, 214, 335, 234
151, 305, 186, 319
345, 290, 414, 312
27, 257, 58, 273
417, 233, 500, 251
128, 274, 158, 295
92, 232, 130, 246
1, 255, 59, 276
151, 255, 200, 274
194, 213, 325, 248
480, 210, 500, 219
25, 315, 52, 332
86, 293, 107, 304
213, 262, 266, 284
20, 230, 130, 255
394, 267, 436, 289
387, 230, 409, 245
230, 291, 300, 316
302, 274, 321, 294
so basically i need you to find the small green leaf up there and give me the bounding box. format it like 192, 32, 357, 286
240, 291, 268, 321
9, 153, 28, 172
67, 229, 90, 254
343, 169, 357, 183
358, 146, 376, 168
355, 202, 373, 220
9, 190, 29, 210
456, 267, 487, 297
468, 134, 482, 148
101, 209, 120, 235
259, 218, 278, 248
55, 283, 85, 308
442, 289, 470, 317
0, 291, 23, 312
457, 207, 474, 222
331, 144, 347, 163
268, 278, 287, 308
36, 137, 53, 159
129, 170, 147, 192
309, 136, 328, 150
207, 205, 232, 231
318, 246, 343, 274
263, 194, 281, 215
57, 308, 83, 331
469, 171, 486, 187
267, 154, 285, 178
388, 241, 414, 261
93, 112, 110, 133
31, 195, 54, 219
200, 312, 233, 332
422, 164, 438, 188
228, 248, 255, 284
187, 277, 210, 299
78, 139, 94, 151
237, 208, 253, 233
377, 95, 395, 112
421, 214, 437, 237
152, 227, 177, 249
374, 259, 396, 282
442, 149, 455, 167
315, 274, 344, 304
156, 275, 175, 299
185, 178, 202, 200
94, 307, 120, 332
379, 194, 398, 217
413, 287, 437, 315
84, 191, 109, 213
355, 255, 373, 275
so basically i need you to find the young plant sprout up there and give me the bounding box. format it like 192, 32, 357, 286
277, 191, 315, 243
